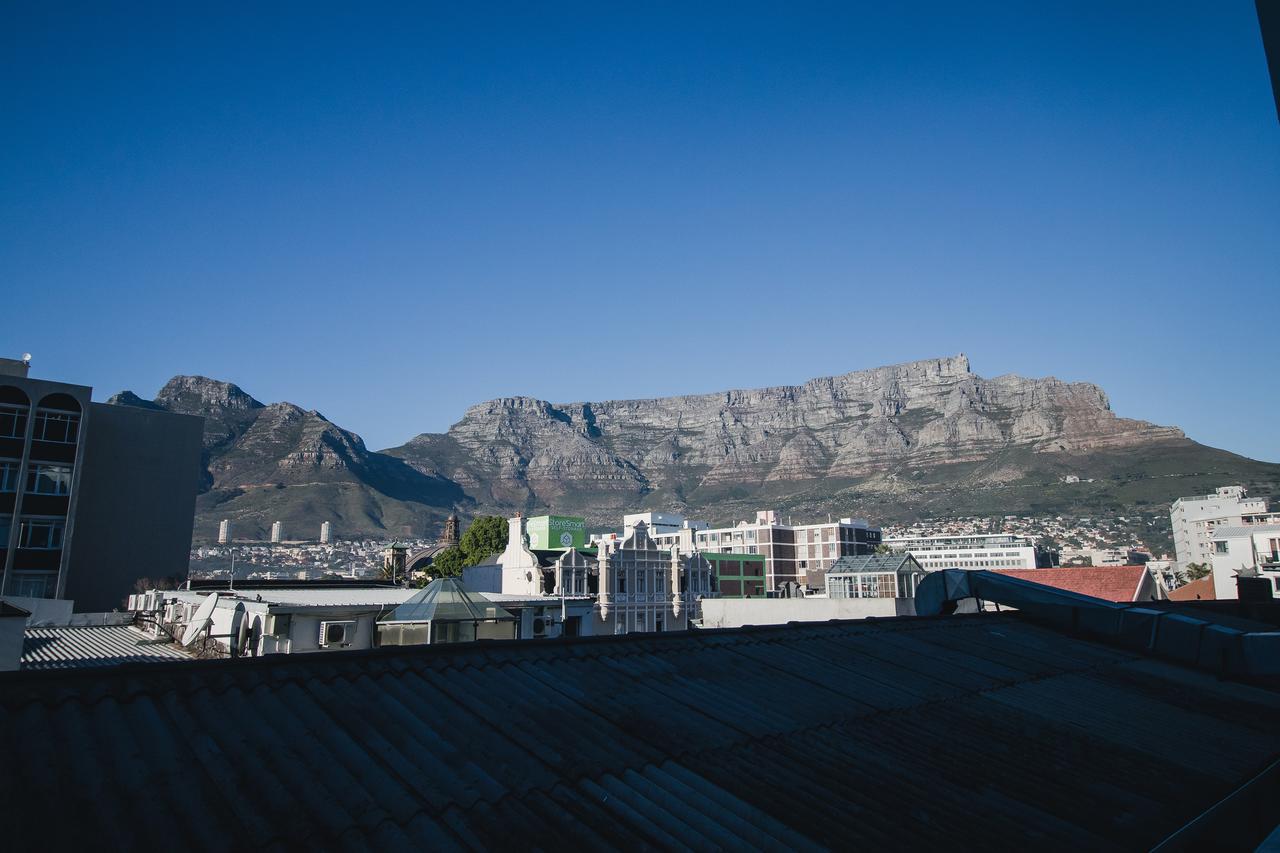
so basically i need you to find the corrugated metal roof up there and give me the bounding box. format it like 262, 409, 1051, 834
3, 614, 1280, 849
21, 625, 192, 670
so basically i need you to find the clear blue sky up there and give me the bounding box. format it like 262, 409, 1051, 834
3, 2, 1277, 460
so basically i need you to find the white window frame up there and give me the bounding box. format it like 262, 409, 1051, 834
26, 463, 73, 496
31, 408, 80, 444
18, 517, 65, 550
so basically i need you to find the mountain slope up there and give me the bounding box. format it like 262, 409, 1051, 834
109, 377, 464, 541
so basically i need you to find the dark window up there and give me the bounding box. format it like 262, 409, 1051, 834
8, 572, 54, 598
0, 459, 19, 492
0, 406, 27, 439
19, 518, 64, 549
32, 410, 79, 444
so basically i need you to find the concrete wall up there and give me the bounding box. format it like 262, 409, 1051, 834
0, 612, 25, 671
1211, 536, 1264, 601
64, 403, 203, 611
0, 595, 73, 626
699, 596, 914, 629
462, 564, 503, 594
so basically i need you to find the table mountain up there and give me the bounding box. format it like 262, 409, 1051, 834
385, 355, 1279, 528
112, 357, 1280, 541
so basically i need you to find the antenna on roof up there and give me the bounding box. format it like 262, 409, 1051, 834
180, 592, 220, 647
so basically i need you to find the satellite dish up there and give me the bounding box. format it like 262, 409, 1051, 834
180, 592, 220, 646
21, 353, 32, 363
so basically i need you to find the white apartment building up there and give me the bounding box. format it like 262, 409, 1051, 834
622, 511, 708, 537
885, 533, 1039, 571
1210, 523, 1280, 601
639, 510, 882, 590
1170, 486, 1279, 572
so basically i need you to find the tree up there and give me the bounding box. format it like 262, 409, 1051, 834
133, 575, 182, 593
1184, 562, 1210, 581
874, 543, 892, 555
426, 547, 465, 580
458, 515, 508, 567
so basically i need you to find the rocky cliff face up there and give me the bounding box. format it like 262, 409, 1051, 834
113, 358, 1278, 539
388, 355, 1191, 519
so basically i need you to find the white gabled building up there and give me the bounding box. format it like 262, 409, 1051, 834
492, 514, 717, 634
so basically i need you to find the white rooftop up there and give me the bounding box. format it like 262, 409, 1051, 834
22, 625, 192, 670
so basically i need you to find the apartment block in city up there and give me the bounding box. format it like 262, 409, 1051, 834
636, 509, 881, 590
0, 357, 203, 612
1170, 486, 1279, 572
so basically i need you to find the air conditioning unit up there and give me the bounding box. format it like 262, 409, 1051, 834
127, 595, 139, 611
319, 620, 355, 648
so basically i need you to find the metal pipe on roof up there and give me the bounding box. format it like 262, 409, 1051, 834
916, 569, 1280, 680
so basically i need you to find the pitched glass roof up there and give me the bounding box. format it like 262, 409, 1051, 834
384, 577, 516, 623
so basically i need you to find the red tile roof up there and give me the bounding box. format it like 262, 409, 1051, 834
992, 566, 1150, 602
1168, 575, 1216, 601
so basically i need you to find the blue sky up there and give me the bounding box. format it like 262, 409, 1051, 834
3, 2, 1277, 460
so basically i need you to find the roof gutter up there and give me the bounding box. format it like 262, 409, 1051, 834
915, 570, 1280, 680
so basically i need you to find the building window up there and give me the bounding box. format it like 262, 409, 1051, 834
0, 459, 19, 492
0, 405, 27, 439
1215, 541, 1229, 554
26, 463, 72, 495
19, 518, 64, 549
31, 409, 80, 444
8, 572, 54, 598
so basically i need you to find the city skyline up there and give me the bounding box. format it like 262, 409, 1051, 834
4, 3, 1278, 461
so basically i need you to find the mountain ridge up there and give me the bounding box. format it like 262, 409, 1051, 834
110, 357, 1279, 542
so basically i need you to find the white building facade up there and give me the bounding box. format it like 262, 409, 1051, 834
1170, 486, 1278, 573
622, 512, 708, 537
885, 533, 1039, 571
495, 514, 717, 634
1210, 524, 1280, 601
640, 510, 881, 590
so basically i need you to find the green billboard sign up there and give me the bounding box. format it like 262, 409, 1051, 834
525, 515, 587, 551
